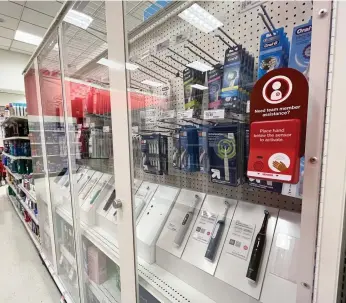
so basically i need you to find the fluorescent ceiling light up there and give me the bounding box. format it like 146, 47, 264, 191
178, 4, 223, 34
125, 63, 139, 71
64, 9, 93, 29
14, 30, 42, 46
191, 84, 208, 90
97, 58, 139, 71
187, 61, 213, 72
141, 80, 163, 87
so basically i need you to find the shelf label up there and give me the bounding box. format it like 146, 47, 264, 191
160, 110, 175, 119
226, 220, 255, 260
177, 109, 193, 119
204, 109, 225, 120
103, 126, 110, 133
193, 210, 218, 244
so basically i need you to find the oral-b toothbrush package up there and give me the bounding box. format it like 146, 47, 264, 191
183, 68, 205, 116
198, 127, 210, 173
141, 134, 167, 175
180, 126, 199, 172
172, 131, 181, 169
208, 123, 243, 186
207, 68, 223, 109
257, 27, 289, 79
289, 20, 312, 77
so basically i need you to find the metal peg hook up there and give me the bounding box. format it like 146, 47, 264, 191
187, 40, 219, 63
258, 13, 274, 36
260, 4, 276, 31
150, 61, 178, 76
168, 48, 191, 63
215, 35, 232, 48
138, 68, 167, 83
151, 55, 182, 73
166, 55, 186, 68
218, 28, 239, 46
184, 45, 215, 66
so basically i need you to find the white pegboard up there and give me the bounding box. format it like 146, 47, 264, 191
127, 1, 313, 212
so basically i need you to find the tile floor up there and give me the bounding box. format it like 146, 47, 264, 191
0, 185, 62, 302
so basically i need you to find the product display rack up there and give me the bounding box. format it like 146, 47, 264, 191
16, 0, 339, 303
5, 165, 22, 180
3, 152, 32, 160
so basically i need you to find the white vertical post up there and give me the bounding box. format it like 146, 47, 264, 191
314, 2, 346, 302
105, 1, 138, 303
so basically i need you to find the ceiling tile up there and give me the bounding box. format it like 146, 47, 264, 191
10, 47, 32, 55
0, 1, 23, 19
11, 40, 37, 52
17, 21, 47, 37
0, 36, 11, 47
0, 27, 15, 40
25, 1, 63, 17
0, 14, 20, 30
22, 8, 53, 28
9, 1, 26, 6
0, 45, 9, 51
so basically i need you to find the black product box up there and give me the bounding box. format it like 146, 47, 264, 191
141, 134, 168, 175
183, 68, 205, 116
208, 67, 223, 109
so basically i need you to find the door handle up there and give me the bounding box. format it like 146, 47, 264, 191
113, 199, 123, 209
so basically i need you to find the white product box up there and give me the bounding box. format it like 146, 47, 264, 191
136, 185, 180, 264
88, 246, 107, 284
260, 210, 300, 303
78, 170, 96, 194
80, 174, 113, 225
182, 195, 237, 275
134, 182, 158, 221
214, 201, 278, 300
79, 172, 103, 205
156, 189, 206, 258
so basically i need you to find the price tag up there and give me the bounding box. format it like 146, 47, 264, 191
193, 210, 218, 244
90, 122, 95, 128
103, 126, 110, 133
226, 220, 255, 260
160, 110, 175, 119
177, 109, 193, 119
203, 109, 225, 120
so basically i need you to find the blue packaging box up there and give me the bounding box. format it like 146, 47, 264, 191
180, 127, 199, 172
198, 127, 210, 173
288, 20, 312, 76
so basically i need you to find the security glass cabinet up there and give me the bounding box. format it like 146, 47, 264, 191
22, 1, 334, 303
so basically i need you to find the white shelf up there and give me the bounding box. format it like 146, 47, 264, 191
3, 136, 30, 140
18, 183, 36, 202
1, 116, 28, 125
7, 193, 40, 249
60, 244, 77, 270
56, 206, 215, 303
5, 165, 22, 180
7, 180, 39, 225
2, 152, 31, 160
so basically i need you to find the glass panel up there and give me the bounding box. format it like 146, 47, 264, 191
36, 29, 81, 302
59, 2, 121, 303
123, 1, 313, 302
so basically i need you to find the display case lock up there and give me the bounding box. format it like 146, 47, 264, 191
301, 282, 311, 289
113, 199, 123, 209
309, 157, 318, 164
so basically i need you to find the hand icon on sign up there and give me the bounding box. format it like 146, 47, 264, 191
272, 160, 288, 172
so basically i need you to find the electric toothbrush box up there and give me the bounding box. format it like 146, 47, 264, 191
136, 185, 180, 264
198, 127, 210, 173
288, 20, 312, 76
215, 201, 279, 300
208, 126, 241, 187
221, 48, 242, 113
183, 67, 205, 114
260, 210, 300, 303
182, 195, 237, 275
172, 132, 181, 169
156, 189, 206, 258
180, 127, 199, 172
208, 68, 223, 109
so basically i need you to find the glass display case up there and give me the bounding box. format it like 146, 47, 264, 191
21, 1, 336, 303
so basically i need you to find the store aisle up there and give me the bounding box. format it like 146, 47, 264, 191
0, 186, 62, 303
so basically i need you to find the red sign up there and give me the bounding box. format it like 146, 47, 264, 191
247, 119, 301, 183
250, 68, 308, 156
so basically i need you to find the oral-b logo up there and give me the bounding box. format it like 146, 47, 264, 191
264, 40, 279, 48
296, 25, 312, 35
